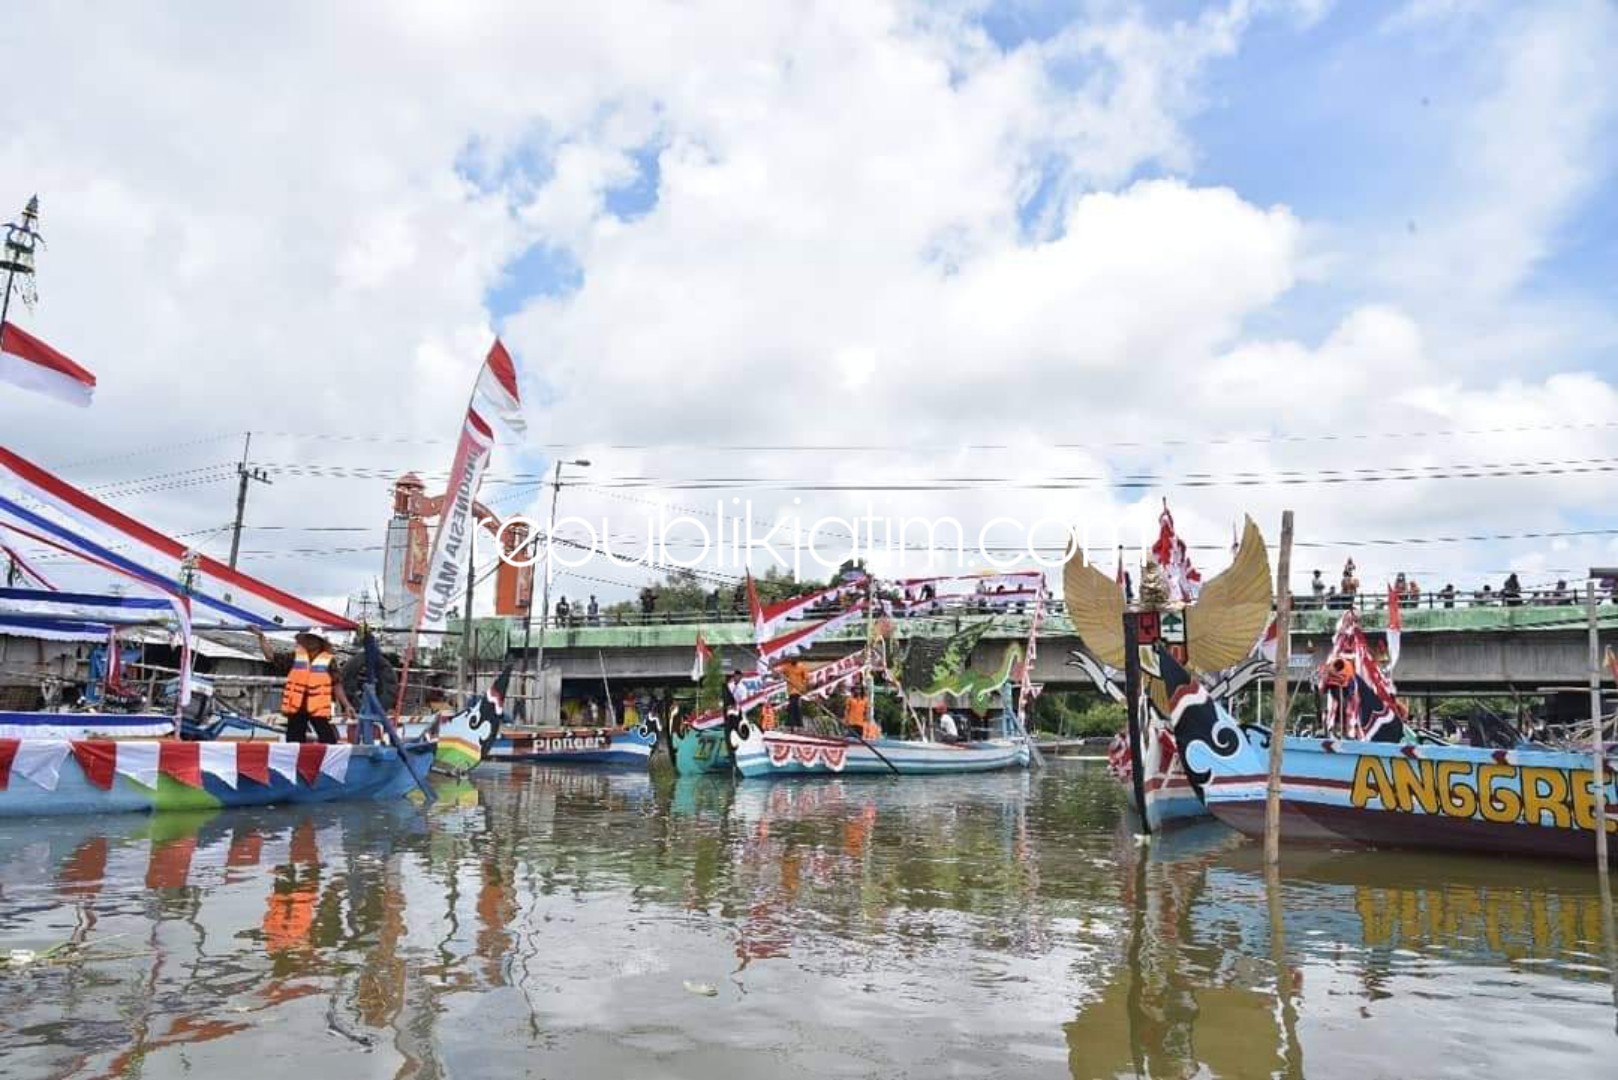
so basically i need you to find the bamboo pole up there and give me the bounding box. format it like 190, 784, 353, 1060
1587, 582, 1609, 877
1265, 510, 1295, 867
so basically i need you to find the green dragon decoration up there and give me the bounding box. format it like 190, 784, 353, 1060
891, 621, 1023, 710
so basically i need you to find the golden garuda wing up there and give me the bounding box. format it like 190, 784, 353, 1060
1185, 515, 1273, 675
1062, 544, 1126, 669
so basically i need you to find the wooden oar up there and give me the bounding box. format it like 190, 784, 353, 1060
363, 634, 435, 805
810, 700, 899, 776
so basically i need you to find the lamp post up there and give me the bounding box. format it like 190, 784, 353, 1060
1588, 568, 1615, 876
520, 457, 589, 723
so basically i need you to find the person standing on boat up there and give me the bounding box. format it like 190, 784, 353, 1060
844, 685, 877, 740
777, 657, 810, 729
273, 628, 353, 744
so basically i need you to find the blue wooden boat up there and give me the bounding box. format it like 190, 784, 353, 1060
1188, 725, 1618, 863
0, 736, 435, 817
670, 712, 731, 774
485, 723, 657, 767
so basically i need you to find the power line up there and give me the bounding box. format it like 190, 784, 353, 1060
250, 417, 1618, 453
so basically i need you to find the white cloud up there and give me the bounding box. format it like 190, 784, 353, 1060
0, 0, 1613, 615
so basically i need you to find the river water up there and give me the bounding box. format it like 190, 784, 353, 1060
1, 761, 1614, 1079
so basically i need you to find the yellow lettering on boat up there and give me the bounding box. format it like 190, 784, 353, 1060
1390, 757, 1439, 815
1478, 764, 1522, 824
1520, 766, 1571, 829
1350, 756, 1396, 810
1569, 769, 1618, 833
1436, 761, 1478, 818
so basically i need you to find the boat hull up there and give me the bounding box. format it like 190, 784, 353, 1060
1139, 774, 1209, 831
672, 718, 731, 774
486, 725, 656, 767
734, 729, 1030, 778
1188, 725, 1618, 863
0, 738, 433, 818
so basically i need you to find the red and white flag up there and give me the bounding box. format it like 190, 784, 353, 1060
416, 409, 496, 632
1258, 616, 1279, 664
1150, 500, 1202, 603
691, 631, 712, 681
1385, 584, 1402, 670
0, 321, 95, 407
473, 339, 525, 435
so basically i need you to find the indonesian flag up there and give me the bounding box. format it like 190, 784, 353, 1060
1385, 584, 1402, 671
692, 631, 712, 681
0, 321, 96, 407
746, 569, 764, 632
1258, 616, 1279, 664
415, 409, 495, 632
473, 339, 525, 435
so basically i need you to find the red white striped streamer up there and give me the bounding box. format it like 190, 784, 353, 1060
0, 738, 353, 792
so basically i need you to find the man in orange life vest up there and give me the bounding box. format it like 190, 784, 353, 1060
277, 628, 354, 744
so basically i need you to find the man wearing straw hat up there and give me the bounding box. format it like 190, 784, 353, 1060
275, 627, 354, 744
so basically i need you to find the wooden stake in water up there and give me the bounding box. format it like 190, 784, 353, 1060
1587, 582, 1609, 877
1265, 510, 1295, 868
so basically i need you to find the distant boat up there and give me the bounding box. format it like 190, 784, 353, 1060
484, 723, 657, 767
733, 727, 1030, 778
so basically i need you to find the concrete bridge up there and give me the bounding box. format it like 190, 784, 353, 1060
487, 600, 1618, 721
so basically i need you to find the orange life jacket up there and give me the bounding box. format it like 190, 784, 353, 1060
280, 646, 334, 717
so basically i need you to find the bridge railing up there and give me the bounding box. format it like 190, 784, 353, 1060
528, 587, 1611, 631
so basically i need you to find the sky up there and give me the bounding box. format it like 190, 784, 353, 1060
1, 0, 1616, 618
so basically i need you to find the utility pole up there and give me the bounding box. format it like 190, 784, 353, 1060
524, 457, 589, 724
227, 432, 271, 569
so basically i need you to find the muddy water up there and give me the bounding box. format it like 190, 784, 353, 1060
0, 762, 1614, 1078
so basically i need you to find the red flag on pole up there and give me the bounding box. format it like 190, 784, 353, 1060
691, 631, 712, 681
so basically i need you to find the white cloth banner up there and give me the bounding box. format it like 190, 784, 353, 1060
12, 739, 69, 790
113, 741, 159, 789
199, 742, 238, 789
415, 410, 495, 632
267, 743, 299, 784
318, 744, 351, 784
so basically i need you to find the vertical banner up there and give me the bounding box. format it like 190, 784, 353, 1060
416, 409, 495, 633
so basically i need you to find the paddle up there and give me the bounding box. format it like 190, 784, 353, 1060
363, 633, 436, 805
811, 700, 898, 776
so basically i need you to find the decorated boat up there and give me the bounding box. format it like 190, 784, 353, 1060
0, 736, 435, 817
1167, 620, 1618, 862
1063, 506, 1275, 832
671, 710, 730, 774
484, 721, 657, 767
733, 725, 1031, 777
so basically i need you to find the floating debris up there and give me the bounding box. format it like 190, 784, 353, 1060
682, 979, 719, 997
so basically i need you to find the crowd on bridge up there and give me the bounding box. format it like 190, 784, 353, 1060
541, 562, 1617, 630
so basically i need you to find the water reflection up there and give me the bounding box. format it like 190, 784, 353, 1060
0, 763, 1612, 1078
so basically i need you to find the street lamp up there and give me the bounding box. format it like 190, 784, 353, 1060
519, 457, 590, 723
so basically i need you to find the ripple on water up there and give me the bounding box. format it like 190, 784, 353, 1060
0, 763, 1614, 1078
